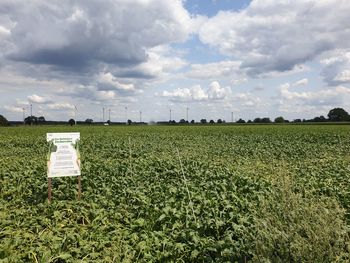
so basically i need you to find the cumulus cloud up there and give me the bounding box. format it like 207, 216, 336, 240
3, 105, 23, 113
0, 25, 10, 36
207, 81, 231, 100
160, 81, 231, 102
293, 78, 308, 87
59, 85, 119, 101
161, 85, 207, 102
320, 50, 350, 85
28, 94, 52, 104
0, 0, 199, 99
4, 0, 194, 68
279, 82, 350, 106
97, 72, 137, 93
122, 45, 188, 79
232, 92, 263, 108
276, 81, 350, 116
334, 70, 350, 82
186, 60, 242, 80
199, 0, 350, 76
47, 103, 75, 110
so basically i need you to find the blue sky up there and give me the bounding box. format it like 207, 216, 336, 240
185, 0, 251, 16
0, 0, 349, 122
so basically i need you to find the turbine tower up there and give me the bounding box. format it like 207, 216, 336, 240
22, 108, 25, 125
186, 107, 189, 122
74, 106, 77, 125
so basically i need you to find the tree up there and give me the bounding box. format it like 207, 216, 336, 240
327, 108, 350, 121
107, 120, 111, 125
179, 119, 186, 124
0, 115, 8, 126
247, 120, 252, 123
85, 118, 93, 124
209, 120, 215, 124
236, 118, 246, 123
261, 117, 272, 123
293, 119, 302, 123
217, 119, 223, 124
25, 116, 37, 125
254, 118, 261, 123
190, 120, 195, 124
68, 119, 75, 126
38, 116, 46, 124
313, 116, 327, 122
127, 119, 132, 125
274, 116, 285, 123
200, 119, 207, 124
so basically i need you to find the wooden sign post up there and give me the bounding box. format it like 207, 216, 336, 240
47, 133, 81, 202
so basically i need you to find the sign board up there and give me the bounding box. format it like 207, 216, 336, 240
47, 132, 81, 178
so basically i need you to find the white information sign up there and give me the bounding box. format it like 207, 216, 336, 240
47, 132, 81, 178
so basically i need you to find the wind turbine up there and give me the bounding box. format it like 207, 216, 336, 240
22, 108, 25, 125
186, 107, 189, 122
125, 106, 128, 124
74, 105, 77, 125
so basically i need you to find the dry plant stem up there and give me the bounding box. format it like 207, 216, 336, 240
176, 147, 197, 225
48, 177, 52, 202
77, 175, 81, 200
128, 136, 134, 176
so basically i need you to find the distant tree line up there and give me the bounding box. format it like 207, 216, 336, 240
164, 108, 350, 125
1, 107, 349, 126
0, 115, 8, 126
24, 115, 46, 125
234, 108, 349, 124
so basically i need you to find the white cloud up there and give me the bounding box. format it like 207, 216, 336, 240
279, 82, 350, 104
320, 49, 350, 85
47, 103, 75, 110
0, 25, 10, 36
161, 85, 207, 102
293, 78, 308, 87
277, 82, 350, 116
4, 0, 195, 67
232, 92, 263, 108
130, 45, 188, 80
0, 0, 200, 101
199, 0, 350, 76
334, 70, 350, 82
27, 94, 52, 104
186, 60, 242, 79
1, 0, 349, 121
161, 81, 231, 102
207, 81, 231, 100
97, 72, 136, 92
190, 85, 208, 101
3, 105, 23, 113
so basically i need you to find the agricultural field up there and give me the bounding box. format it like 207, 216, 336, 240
1, 124, 350, 262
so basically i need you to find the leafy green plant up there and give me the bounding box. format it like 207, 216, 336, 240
0, 125, 349, 261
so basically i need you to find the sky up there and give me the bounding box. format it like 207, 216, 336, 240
0, 0, 350, 122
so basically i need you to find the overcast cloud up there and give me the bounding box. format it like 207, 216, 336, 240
0, 0, 349, 121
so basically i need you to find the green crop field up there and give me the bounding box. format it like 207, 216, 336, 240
1, 125, 350, 262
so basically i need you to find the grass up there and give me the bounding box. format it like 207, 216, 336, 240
1, 124, 349, 262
